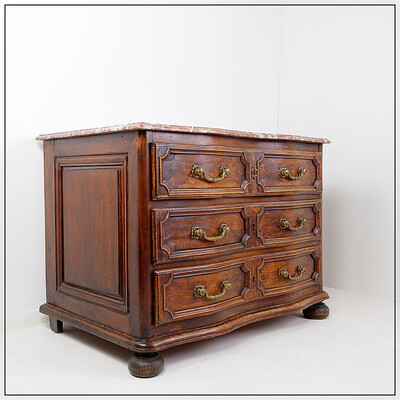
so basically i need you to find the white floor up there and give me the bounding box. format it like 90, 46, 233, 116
5, 287, 395, 396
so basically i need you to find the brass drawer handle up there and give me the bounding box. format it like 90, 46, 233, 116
191, 164, 230, 182
279, 265, 306, 281
194, 280, 231, 300
191, 223, 230, 242
279, 217, 307, 232
279, 166, 306, 180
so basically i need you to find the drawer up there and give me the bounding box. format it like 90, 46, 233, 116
152, 143, 250, 199
152, 205, 250, 263
256, 200, 321, 247
257, 248, 321, 297
256, 151, 322, 194
152, 144, 322, 199
154, 259, 252, 326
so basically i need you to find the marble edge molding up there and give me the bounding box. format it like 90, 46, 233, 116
35, 122, 331, 144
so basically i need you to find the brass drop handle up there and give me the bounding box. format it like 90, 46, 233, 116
191, 223, 230, 242
191, 164, 230, 182
194, 280, 231, 300
279, 166, 306, 180
279, 217, 307, 232
279, 265, 306, 281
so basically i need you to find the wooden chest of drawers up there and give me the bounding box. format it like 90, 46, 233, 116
37, 122, 330, 378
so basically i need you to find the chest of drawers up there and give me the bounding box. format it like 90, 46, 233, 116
37, 122, 330, 378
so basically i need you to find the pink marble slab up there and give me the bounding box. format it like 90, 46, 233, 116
36, 122, 331, 144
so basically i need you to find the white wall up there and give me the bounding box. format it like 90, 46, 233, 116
6, 6, 282, 328
6, 6, 395, 330
278, 6, 394, 299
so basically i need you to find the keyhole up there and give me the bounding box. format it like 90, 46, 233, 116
252, 223, 256, 232
252, 276, 256, 285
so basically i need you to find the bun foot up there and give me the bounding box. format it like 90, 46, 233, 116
303, 302, 329, 320
128, 352, 164, 378
49, 317, 63, 333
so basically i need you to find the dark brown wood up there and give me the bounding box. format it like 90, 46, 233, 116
128, 352, 164, 378
152, 205, 250, 263
38, 126, 329, 378
39, 290, 329, 352
256, 151, 321, 194
303, 302, 330, 319
49, 317, 63, 333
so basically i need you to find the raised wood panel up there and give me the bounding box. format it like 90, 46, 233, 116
256, 200, 321, 247
257, 248, 321, 297
152, 143, 251, 199
256, 151, 322, 194
154, 260, 252, 325
152, 205, 251, 263
55, 154, 128, 313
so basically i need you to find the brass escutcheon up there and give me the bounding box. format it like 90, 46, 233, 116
251, 166, 258, 180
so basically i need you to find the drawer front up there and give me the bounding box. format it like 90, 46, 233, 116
257, 248, 321, 297
154, 247, 321, 326
152, 144, 250, 199
154, 260, 252, 326
152, 144, 321, 199
256, 151, 322, 194
256, 200, 321, 247
152, 206, 250, 263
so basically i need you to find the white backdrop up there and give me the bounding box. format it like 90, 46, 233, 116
279, 6, 394, 300
5, 5, 394, 329
6, 6, 282, 329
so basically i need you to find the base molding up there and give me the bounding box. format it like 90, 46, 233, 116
40, 290, 329, 352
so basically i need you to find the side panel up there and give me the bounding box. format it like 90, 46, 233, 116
55, 154, 128, 312
43, 133, 138, 335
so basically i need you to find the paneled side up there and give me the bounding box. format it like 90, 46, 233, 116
55, 154, 128, 313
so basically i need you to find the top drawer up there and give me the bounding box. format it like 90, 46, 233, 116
152, 143, 321, 199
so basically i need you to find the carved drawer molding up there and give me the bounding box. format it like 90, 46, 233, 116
256, 247, 322, 297
256, 150, 322, 195
152, 205, 251, 263
255, 199, 321, 248
154, 260, 252, 326
152, 143, 251, 199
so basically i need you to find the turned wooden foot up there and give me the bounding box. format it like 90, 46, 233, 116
49, 317, 63, 333
128, 352, 164, 378
303, 302, 329, 320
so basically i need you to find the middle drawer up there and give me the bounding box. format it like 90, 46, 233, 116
152, 200, 321, 264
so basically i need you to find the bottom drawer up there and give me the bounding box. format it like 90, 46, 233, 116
154, 247, 321, 326
154, 261, 252, 326
257, 250, 320, 297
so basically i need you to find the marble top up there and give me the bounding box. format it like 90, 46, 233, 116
36, 122, 331, 144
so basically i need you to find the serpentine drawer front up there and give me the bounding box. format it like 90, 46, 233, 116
154, 260, 251, 326
154, 247, 321, 326
37, 122, 330, 379
152, 143, 321, 199
152, 200, 320, 263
